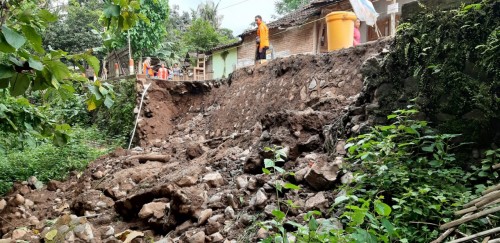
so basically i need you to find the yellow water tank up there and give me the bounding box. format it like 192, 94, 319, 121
325, 11, 357, 51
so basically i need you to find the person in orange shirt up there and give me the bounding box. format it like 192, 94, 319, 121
158, 63, 169, 80
142, 57, 154, 77
255, 15, 269, 63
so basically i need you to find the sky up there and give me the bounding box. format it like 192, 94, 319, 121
169, 0, 278, 36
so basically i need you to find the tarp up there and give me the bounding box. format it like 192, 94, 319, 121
349, 0, 379, 26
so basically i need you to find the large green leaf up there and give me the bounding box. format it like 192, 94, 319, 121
0, 65, 15, 79
9, 73, 31, 96
38, 9, 58, 22
374, 200, 392, 217
21, 25, 44, 53
32, 71, 51, 91
104, 95, 114, 108
45, 60, 70, 81
82, 54, 100, 75
28, 57, 44, 71
0, 33, 16, 53
1, 25, 26, 49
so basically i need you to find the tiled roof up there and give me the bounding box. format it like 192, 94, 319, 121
208, 40, 242, 53
240, 0, 343, 36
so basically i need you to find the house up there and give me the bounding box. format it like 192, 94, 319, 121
207, 0, 416, 75
206, 41, 241, 79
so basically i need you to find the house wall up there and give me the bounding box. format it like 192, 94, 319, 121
365, 0, 417, 41
237, 22, 316, 68
212, 47, 238, 79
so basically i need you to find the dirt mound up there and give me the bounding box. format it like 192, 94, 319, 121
0, 38, 391, 242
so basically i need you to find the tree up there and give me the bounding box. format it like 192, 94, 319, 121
120, 0, 169, 58
183, 18, 221, 52
43, 0, 103, 55
194, 0, 222, 29
275, 0, 311, 15
0, 0, 142, 143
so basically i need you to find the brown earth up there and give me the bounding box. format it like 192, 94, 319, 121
0, 38, 391, 242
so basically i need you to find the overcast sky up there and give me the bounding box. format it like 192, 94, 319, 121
169, 0, 278, 36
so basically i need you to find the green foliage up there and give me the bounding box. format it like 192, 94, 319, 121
275, 0, 311, 15
183, 18, 232, 52
0, 126, 115, 195
378, 0, 500, 144
95, 79, 135, 143
120, 0, 169, 57
343, 107, 496, 242
43, 0, 103, 55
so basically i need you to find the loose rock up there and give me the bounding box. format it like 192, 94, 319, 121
304, 155, 340, 190
305, 192, 328, 210
250, 189, 268, 208
203, 172, 224, 187
187, 231, 206, 243
210, 232, 224, 242
224, 206, 235, 219
12, 228, 28, 240
138, 202, 168, 219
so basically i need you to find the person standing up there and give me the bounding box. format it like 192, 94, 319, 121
142, 57, 154, 77
353, 19, 361, 46
255, 15, 269, 63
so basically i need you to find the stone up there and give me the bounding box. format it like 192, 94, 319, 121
300, 135, 322, 151
341, 172, 354, 185
224, 206, 235, 219
209, 194, 223, 204
176, 220, 195, 233
73, 223, 94, 241
29, 216, 39, 226
256, 228, 269, 239
12, 228, 28, 240
308, 79, 317, 90
235, 176, 248, 189
304, 156, 341, 190
177, 176, 198, 187
250, 189, 268, 208
300, 86, 307, 101
247, 177, 257, 191
196, 209, 213, 225
351, 125, 360, 133
24, 199, 34, 208
92, 171, 104, 179
0, 199, 6, 211
138, 202, 168, 219
209, 214, 225, 223
206, 220, 221, 235
187, 231, 205, 243
305, 192, 328, 210
264, 205, 277, 216
47, 180, 61, 191
226, 194, 238, 209
27, 176, 38, 187
65, 231, 76, 242
13, 194, 25, 206
294, 167, 309, 183
374, 83, 394, 100
335, 140, 347, 155
203, 172, 224, 187
210, 232, 224, 242
19, 185, 30, 195
104, 226, 115, 237
186, 143, 204, 159
260, 130, 270, 141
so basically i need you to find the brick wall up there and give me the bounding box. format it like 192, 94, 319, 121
237, 22, 317, 68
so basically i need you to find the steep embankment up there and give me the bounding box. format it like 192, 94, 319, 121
0, 38, 391, 242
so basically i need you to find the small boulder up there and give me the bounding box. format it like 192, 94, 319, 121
47, 180, 62, 191
305, 192, 328, 210
256, 228, 269, 239
224, 206, 235, 219
304, 156, 341, 190
138, 202, 168, 219
176, 176, 198, 187
235, 176, 248, 189
186, 143, 204, 159
196, 209, 213, 225
92, 171, 104, 179
335, 140, 347, 155
0, 199, 6, 211
73, 223, 94, 241
210, 232, 224, 242
187, 231, 206, 243
249, 189, 268, 208
203, 172, 224, 187
12, 228, 28, 240
13, 194, 25, 206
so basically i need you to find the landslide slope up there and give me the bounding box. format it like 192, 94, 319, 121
0, 38, 391, 242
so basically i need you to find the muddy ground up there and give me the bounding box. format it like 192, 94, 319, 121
0, 38, 391, 243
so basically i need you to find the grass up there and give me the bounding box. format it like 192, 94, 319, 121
0, 126, 121, 195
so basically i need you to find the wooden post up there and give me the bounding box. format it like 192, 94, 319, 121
390, 0, 397, 36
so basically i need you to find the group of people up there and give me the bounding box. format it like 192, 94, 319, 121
142, 57, 182, 80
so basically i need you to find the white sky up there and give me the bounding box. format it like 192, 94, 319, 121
169, 0, 278, 36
